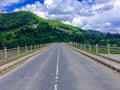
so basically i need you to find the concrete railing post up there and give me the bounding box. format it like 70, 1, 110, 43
89, 43, 91, 52
17, 46, 20, 56
41, 44, 42, 48
38, 44, 40, 49
96, 44, 98, 54
34, 45, 35, 50
39, 44, 41, 48
84, 44, 86, 51
37, 44, 39, 49
81, 44, 82, 50
75, 43, 77, 48
77, 43, 78, 48
40, 44, 41, 48
35, 45, 36, 50
25, 45, 27, 53
78, 43, 80, 49
4, 47, 7, 60
31, 45, 32, 52
108, 44, 110, 55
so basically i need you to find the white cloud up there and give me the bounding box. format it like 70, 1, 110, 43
72, 16, 84, 26
104, 22, 111, 27
13, 0, 120, 33
44, 0, 53, 6
14, 1, 47, 18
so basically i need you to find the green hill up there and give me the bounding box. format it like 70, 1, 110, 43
0, 11, 85, 48
1, 11, 119, 48
0, 11, 84, 33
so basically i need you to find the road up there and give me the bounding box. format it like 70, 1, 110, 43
0, 44, 120, 90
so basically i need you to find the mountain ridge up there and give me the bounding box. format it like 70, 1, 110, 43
0, 11, 120, 48
0, 11, 84, 33
0, 11, 85, 48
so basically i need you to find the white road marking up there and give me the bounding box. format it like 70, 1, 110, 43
54, 47, 60, 90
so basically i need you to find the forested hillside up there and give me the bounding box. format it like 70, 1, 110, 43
0, 11, 120, 49
0, 11, 84, 48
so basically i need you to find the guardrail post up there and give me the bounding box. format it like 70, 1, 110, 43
76, 43, 77, 48
35, 45, 36, 50
4, 47, 7, 60
96, 44, 98, 54
81, 43, 82, 50
89, 43, 91, 52
40, 44, 42, 48
77, 43, 78, 48
108, 44, 110, 55
40, 44, 41, 48
38, 44, 39, 49
25, 45, 27, 53
17, 46, 20, 56
69, 42, 71, 46
75, 43, 77, 48
31, 45, 32, 52
37, 44, 39, 49
79, 43, 80, 49
39, 44, 41, 48
78, 43, 80, 49
39, 44, 41, 49
45, 44, 46, 47
84, 44, 86, 51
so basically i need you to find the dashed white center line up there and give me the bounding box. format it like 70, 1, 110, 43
54, 47, 60, 90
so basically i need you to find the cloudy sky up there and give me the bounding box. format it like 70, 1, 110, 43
0, 0, 120, 33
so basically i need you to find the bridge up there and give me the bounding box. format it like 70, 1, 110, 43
0, 43, 120, 90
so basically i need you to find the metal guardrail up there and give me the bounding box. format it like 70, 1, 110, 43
0, 44, 48, 63
68, 42, 120, 61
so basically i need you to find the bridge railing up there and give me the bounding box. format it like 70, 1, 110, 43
69, 42, 120, 61
0, 44, 48, 62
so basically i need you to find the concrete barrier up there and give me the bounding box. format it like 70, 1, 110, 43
69, 46, 120, 73
0, 44, 53, 76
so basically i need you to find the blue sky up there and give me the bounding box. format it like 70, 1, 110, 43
0, 0, 120, 33
0, 0, 44, 12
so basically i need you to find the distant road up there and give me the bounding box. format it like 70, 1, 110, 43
0, 44, 120, 90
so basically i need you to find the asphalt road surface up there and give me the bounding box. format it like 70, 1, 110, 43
0, 44, 120, 90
